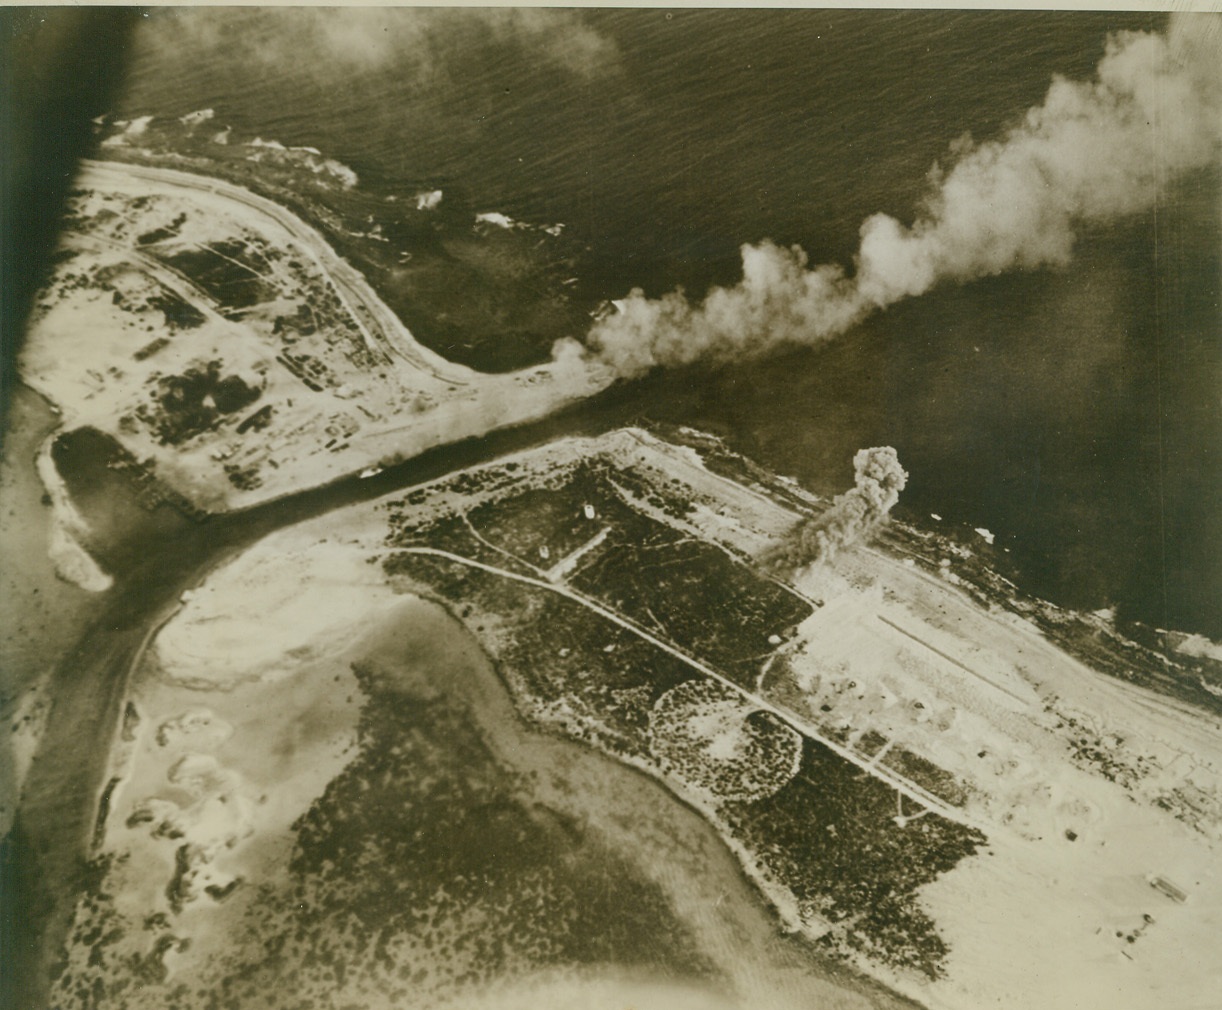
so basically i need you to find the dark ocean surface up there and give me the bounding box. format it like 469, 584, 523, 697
109, 8, 1219, 636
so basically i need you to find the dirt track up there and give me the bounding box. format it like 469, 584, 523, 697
78, 159, 472, 384
1, 376, 663, 1009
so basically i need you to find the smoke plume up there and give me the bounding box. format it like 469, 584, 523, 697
136, 8, 620, 88
768, 447, 908, 571
579, 17, 1221, 377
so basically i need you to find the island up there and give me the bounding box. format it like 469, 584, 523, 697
20, 159, 611, 515
5, 155, 1222, 1010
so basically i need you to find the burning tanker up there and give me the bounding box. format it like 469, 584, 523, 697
560, 16, 1221, 379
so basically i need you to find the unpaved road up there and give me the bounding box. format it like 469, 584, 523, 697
399, 545, 979, 831
1, 373, 659, 1009
77, 159, 473, 385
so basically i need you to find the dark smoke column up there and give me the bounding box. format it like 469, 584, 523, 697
769, 447, 908, 572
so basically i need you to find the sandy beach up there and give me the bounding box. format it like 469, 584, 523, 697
19, 158, 615, 515
0, 385, 112, 834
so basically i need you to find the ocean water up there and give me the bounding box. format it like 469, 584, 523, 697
110, 8, 1218, 636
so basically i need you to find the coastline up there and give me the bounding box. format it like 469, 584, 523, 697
8, 143, 1221, 1010
1, 384, 654, 1009
50, 489, 923, 1010
12, 410, 1222, 1009
21, 157, 616, 517
0, 384, 111, 834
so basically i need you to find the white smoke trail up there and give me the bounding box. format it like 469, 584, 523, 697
138, 8, 620, 86
579, 17, 1221, 377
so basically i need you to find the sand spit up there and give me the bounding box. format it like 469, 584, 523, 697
20, 158, 615, 515
153, 537, 400, 688
1, 385, 113, 833
35, 435, 113, 592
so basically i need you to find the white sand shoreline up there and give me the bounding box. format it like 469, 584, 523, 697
35, 433, 113, 593
23, 156, 616, 516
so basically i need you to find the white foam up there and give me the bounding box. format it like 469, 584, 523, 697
101, 117, 155, 149
1173, 633, 1222, 663
415, 189, 444, 211
246, 137, 359, 189
35, 436, 112, 592
178, 108, 215, 128
476, 211, 516, 229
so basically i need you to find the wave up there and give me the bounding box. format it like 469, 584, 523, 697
246, 137, 359, 189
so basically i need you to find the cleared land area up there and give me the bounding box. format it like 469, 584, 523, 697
372, 429, 1222, 1009
19, 159, 613, 513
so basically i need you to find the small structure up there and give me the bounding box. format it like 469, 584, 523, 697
583, 504, 596, 520
1148, 875, 1189, 903
539, 545, 550, 560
